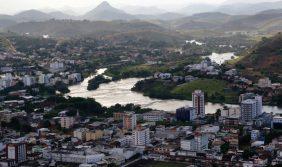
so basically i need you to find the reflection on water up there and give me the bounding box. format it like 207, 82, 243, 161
68, 72, 282, 114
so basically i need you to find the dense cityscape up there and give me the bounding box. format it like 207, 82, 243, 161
0, 0, 282, 167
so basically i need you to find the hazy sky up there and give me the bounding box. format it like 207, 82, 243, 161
0, 0, 277, 14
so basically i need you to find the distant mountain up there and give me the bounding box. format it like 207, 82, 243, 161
136, 12, 184, 21
13, 9, 52, 22
258, 9, 282, 15
5, 20, 164, 37
122, 6, 167, 15
220, 12, 282, 32
180, 4, 218, 16
174, 12, 236, 30
173, 11, 282, 33
48, 11, 75, 20
179, 1, 282, 16
83, 1, 135, 21
217, 1, 282, 15
237, 33, 282, 75
0, 15, 17, 29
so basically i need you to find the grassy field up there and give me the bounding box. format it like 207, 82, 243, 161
171, 79, 238, 103
133, 78, 239, 104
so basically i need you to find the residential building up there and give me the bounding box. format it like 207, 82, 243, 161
241, 95, 263, 122
180, 133, 208, 152
176, 106, 196, 121
114, 112, 124, 121
0, 110, 27, 123
221, 107, 241, 118
123, 112, 137, 130
22, 75, 36, 86
44, 149, 105, 164
38, 74, 50, 85
251, 130, 260, 141
50, 61, 64, 71
143, 111, 165, 122
61, 116, 75, 129
272, 115, 282, 129
194, 132, 209, 151
192, 90, 205, 118
258, 78, 271, 88
181, 135, 195, 151
6, 143, 27, 163
73, 128, 88, 141
132, 127, 150, 147
85, 130, 104, 141
241, 99, 257, 122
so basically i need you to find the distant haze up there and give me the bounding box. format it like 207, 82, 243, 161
0, 0, 279, 14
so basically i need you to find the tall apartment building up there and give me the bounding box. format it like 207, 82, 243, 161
132, 127, 150, 147
241, 95, 263, 122
123, 112, 137, 130
192, 90, 205, 118
6, 143, 27, 163
241, 99, 257, 122
254, 96, 263, 116
176, 106, 196, 121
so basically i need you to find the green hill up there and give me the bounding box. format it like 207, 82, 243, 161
0, 35, 16, 52
236, 33, 282, 81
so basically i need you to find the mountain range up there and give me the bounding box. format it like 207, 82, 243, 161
1, 1, 282, 36
1, 1, 282, 23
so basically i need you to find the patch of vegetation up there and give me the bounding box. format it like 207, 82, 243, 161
87, 75, 111, 90
132, 78, 238, 104
105, 64, 167, 81
236, 33, 282, 77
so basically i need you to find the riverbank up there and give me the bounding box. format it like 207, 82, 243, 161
68, 74, 282, 114
132, 78, 239, 104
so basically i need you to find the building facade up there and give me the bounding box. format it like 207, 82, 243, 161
192, 90, 205, 118
6, 143, 27, 163
132, 128, 150, 147
123, 112, 137, 130
176, 106, 196, 121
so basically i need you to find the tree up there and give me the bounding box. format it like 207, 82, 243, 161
220, 142, 230, 154
242, 148, 254, 160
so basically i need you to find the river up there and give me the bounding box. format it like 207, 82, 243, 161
68, 52, 281, 114
68, 68, 281, 114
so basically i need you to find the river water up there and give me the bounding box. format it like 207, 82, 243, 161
68, 53, 282, 114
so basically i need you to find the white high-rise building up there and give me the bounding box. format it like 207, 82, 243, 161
192, 90, 205, 118
132, 127, 150, 147
241, 99, 257, 122
241, 95, 263, 122
254, 96, 263, 116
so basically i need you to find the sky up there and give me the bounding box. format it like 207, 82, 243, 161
0, 0, 277, 15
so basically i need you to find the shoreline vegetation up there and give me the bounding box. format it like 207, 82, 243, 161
131, 78, 239, 104
87, 75, 111, 91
